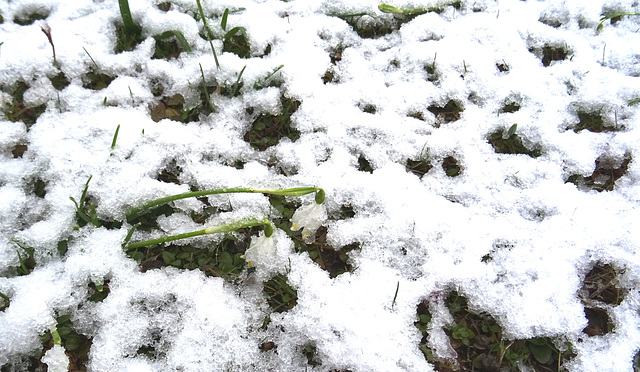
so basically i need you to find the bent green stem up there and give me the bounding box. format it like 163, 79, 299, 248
125, 218, 271, 249
125, 186, 324, 220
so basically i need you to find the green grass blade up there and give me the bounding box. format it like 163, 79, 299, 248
223, 26, 247, 41
82, 47, 99, 70
111, 124, 120, 151
196, 0, 219, 68
221, 8, 229, 31
154, 30, 192, 52
231, 65, 246, 97
199, 63, 216, 114
118, 0, 139, 36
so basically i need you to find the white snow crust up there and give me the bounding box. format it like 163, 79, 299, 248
1, 0, 640, 371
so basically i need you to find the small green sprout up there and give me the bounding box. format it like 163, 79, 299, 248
231, 65, 247, 97
110, 124, 120, 155
69, 176, 100, 228
11, 239, 35, 275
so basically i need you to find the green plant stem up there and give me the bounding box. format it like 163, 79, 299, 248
125, 187, 323, 220
125, 218, 270, 249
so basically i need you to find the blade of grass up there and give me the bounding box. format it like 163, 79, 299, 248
231, 65, 246, 97
118, 0, 139, 36
82, 47, 99, 70
196, 0, 220, 69
221, 8, 229, 31
154, 30, 192, 52
110, 124, 120, 154
199, 63, 216, 113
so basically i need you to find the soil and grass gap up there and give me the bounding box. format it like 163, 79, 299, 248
578, 262, 627, 337
566, 152, 632, 192
268, 195, 358, 278
487, 124, 542, 158
406, 154, 433, 178
263, 273, 298, 312
415, 291, 575, 371
428, 100, 463, 126
243, 96, 301, 151
13, 7, 49, 25
1, 81, 47, 128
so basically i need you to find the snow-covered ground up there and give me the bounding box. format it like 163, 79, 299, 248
1, 0, 640, 371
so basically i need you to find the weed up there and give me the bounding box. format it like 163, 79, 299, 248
566, 152, 631, 192
81, 48, 115, 91
487, 124, 542, 158
1, 81, 47, 128
69, 176, 101, 228
11, 240, 35, 276
243, 96, 301, 151
416, 291, 575, 371
428, 99, 463, 126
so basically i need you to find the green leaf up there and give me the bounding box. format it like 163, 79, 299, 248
528, 339, 553, 364
507, 123, 518, 138
162, 251, 176, 264
221, 8, 229, 31
218, 251, 233, 265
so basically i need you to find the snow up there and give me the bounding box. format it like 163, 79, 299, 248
0, 0, 640, 371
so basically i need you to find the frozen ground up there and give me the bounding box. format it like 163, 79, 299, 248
1, 0, 640, 371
